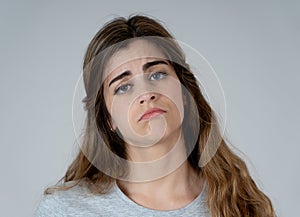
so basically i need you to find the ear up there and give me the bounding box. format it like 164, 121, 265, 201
107, 118, 117, 131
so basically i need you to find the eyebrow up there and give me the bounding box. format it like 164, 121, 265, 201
108, 70, 131, 87
142, 60, 168, 71
108, 60, 169, 87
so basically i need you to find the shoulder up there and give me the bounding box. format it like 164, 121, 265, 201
35, 181, 118, 217
35, 192, 66, 217
35, 183, 112, 217
34, 181, 83, 216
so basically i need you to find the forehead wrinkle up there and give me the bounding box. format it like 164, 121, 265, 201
104, 43, 166, 78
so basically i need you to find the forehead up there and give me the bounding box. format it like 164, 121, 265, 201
103, 39, 167, 81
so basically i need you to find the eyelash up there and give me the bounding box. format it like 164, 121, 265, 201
113, 71, 168, 95
149, 71, 167, 81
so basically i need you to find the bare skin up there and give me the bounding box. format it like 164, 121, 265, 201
117, 160, 204, 211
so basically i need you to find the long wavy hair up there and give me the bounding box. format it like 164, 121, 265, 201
45, 15, 275, 217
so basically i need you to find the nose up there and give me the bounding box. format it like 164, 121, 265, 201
139, 92, 157, 104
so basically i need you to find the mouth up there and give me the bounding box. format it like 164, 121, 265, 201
139, 108, 166, 121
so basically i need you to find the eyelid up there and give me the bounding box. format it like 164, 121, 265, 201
112, 71, 168, 95
149, 71, 168, 80
114, 83, 132, 95
111, 76, 132, 92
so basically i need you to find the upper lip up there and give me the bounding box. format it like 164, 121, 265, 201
138, 107, 166, 121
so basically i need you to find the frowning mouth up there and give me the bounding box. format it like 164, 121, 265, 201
139, 108, 166, 121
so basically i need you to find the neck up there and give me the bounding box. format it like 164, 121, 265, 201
117, 160, 204, 210
125, 129, 188, 182
118, 160, 202, 195
117, 128, 204, 210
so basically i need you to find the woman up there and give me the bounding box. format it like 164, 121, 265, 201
36, 15, 276, 217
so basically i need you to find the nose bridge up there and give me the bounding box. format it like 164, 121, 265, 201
134, 74, 157, 104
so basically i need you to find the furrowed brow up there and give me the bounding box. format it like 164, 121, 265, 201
108, 70, 132, 87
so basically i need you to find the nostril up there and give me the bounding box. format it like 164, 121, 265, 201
139, 94, 156, 104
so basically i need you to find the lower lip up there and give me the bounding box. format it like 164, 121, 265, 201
140, 111, 165, 121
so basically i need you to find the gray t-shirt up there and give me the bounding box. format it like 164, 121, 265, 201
35, 181, 210, 217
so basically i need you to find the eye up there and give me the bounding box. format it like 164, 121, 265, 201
149, 72, 167, 81
114, 83, 132, 95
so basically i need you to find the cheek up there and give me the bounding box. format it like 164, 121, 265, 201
104, 86, 128, 122
110, 97, 132, 125
160, 79, 185, 119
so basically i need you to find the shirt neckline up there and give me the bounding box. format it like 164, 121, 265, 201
113, 179, 207, 214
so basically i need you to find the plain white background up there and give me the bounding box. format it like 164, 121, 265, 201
1, 1, 299, 216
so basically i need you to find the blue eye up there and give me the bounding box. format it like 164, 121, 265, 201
114, 83, 132, 95
150, 72, 167, 81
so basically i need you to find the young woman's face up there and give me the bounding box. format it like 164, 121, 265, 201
103, 39, 185, 147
